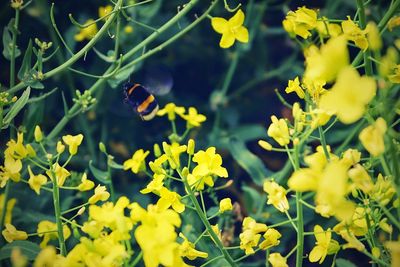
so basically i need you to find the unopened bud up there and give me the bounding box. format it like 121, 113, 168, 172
187, 139, 195, 155
34, 125, 43, 142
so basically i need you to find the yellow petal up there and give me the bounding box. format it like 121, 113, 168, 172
309, 246, 324, 262
211, 17, 228, 34
235, 26, 249, 43
229, 9, 245, 27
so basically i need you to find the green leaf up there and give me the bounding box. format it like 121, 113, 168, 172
228, 137, 272, 185
107, 63, 139, 88
17, 39, 33, 80
0, 241, 41, 261
2, 87, 31, 128
242, 185, 265, 216
27, 87, 58, 104
89, 160, 111, 184
2, 19, 21, 60
335, 258, 358, 267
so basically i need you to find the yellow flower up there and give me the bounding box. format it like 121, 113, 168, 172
33, 246, 66, 267
366, 22, 382, 51
179, 233, 208, 260
56, 141, 65, 154
192, 147, 228, 180
285, 77, 305, 99
263, 180, 289, 212
341, 148, 361, 167
162, 142, 187, 169
267, 116, 290, 146
0, 156, 22, 187
11, 247, 28, 267
288, 168, 320, 192
388, 16, 400, 31
282, 6, 318, 39
181, 107, 206, 128
219, 198, 233, 213
34, 125, 43, 142
77, 173, 95, 191
28, 166, 47, 195
156, 187, 185, 213
302, 78, 327, 102
319, 66, 376, 124
74, 19, 98, 42
2, 223, 28, 243
268, 252, 288, 267
309, 108, 332, 129
385, 240, 400, 267
124, 25, 133, 34
348, 164, 374, 194
388, 64, 400, 83
259, 228, 281, 250
98, 5, 112, 19
304, 36, 349, 83
88, 185, 110, 204
342, 17, 369, 50
309, 225, 339, 264
316, 17, 342, 38
62, 134, 83, 155
0, 194, 16, 224
359, 117, 387, 156
46, 163, 70, 187
370, 173, 396, 205
211, 9, 249, 48
157, 103, 185, 121
239, 217, 268, 255
123, 149, 149, 174
187, 172, 214, 191
379, 47, 398, 77
37, 221, 71, 248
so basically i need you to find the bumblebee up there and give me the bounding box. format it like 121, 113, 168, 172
123, 82, 159, 121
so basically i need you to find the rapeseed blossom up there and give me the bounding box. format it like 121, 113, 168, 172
239, 217, 268, 255
181, 107, 206, 128
62, 134, 84, 155
162, 142, 187, 169
309, 225, 339, 264
211, 9, 249, 48
268, 252, 288, 267
267, 116, 290, 146
46, 162, 70, 186
37, 220, 71, 248
156, 187, 185, 213
77, 173, 95, 191
98, 5, 112, 19
342, 17, 368, 50
282, 6, 318, 39
28, 166, 47, 195
157, 103, 185, 121
359, 117, 387, 156
319, 66, 376, 124
88, 185, 110, 204
123, 149, 149, 173
259, 228, 281, 250
263, 180, 289, 212
285, 77, 305, 99
2, 223, 28, 243
219, 198, 233, 213
179, 233, 208, 260
74, 19, 98, 41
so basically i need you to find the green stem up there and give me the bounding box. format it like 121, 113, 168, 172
336, 119, 365, 154
356, 0, 373, 76
178, 169, 237, 266
129, 251, 143, 267
318, 126, 331, 161
0, 182, 11, 237
49, 165, 67, 256
200, 255, 225, 267
380, 155, 391, 176
8, 0, 124, 94
10, 8, 20, 88
380, 204, 400, 230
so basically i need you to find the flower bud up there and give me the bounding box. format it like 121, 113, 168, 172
34, 125, 43, 142
258, 140, 272, 151
187, 139, 195, 155
98, 142, 107, 153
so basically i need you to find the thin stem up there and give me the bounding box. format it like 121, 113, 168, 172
129, 251, 143, 267
318, 126, 331, 161
356, 0, 373, 76
200, 255, 225, 267
178, 169, 237, 266
380, 204, 400, 230
10, 9, 20, 88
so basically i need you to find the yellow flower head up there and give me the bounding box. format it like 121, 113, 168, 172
348, 164, 374, 194
304, 36, 349, 83
0, 156, 22, 187
267, 116, 290, 146
34, 125, 43, 142
287, 168, 320, 192
156, 187, 185, 213
192, 147, 228, 178
157, 103, 185, 121
268, 252, 288, 267
211, 9, 249, 48
162, 142, 187, 169
28, 166, 47, 195
219, 197, 233, 213
123, 149, 149, 174
6, 132, 29, 159
309, 225, 339, 264
370, 173, 396, 205
282, 6, 318, 39
98, 5, 112, 20
359, 117, 387, 156
319, 66, 376, 124
259, 228, 281, 250
316, 17, 342, 38
74, 19, 98, 42
46, 163, 70, 187
2, 223, 28, 243
33, 246, 67, 267
0, 194, 16, 224
388, 16, 400, 31
37, 220, 70, 248
285, 77, 305, 99
77, 173, 95, 191
179, 233, 208, 260
263, 180, 289, 212
366, 22, 382, 51
62, 134, 84, 155
239, 217, 268, 255
342, 17, 369, 51
181, 107, 206, 128
341, 148, 361, 167
88, 185, 110, 204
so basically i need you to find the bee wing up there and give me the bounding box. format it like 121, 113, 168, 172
143, 65, 173, 95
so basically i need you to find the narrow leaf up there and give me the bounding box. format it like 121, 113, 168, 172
2, 87, 31, 127
0, 241, 40, 261
17, 39, 33, 80
27, 87, 58, 103
89, 160, 111, 184
335, 258, 357, 267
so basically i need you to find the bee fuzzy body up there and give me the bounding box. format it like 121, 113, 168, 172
123, 82, 159, 121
